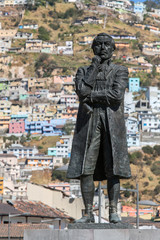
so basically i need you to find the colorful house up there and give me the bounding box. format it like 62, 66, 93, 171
129, 78, 140, 92
25, 155, 53, 168
9, 119, 25, 134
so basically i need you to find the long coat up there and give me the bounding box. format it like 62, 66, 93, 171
67, 62, 131, 181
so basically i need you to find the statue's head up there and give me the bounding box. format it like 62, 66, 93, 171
91, 33, 116, 60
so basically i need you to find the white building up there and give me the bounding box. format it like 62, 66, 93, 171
0, 38, 11, 53
125, 116, 140, 147
3, 144, 38, 159
48, 135, 73, 158
124, 91, 135, 114
127, 133, 140, 147
125, 116, 139, 134
3, 180, 27, 199
14, 32, 33, 39
57, 41, 73, 55
102, 0, 132, 10
146, 86, 160, 110
141, 114, 160, 132
60, 94, 77, 106
0, 154, 20, 180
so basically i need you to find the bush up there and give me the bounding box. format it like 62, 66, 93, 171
38, 26, 50, 41
154, 184, 160, 195
143, 181, 149, 187
122, 182, 134, 189
124, 190, 131, 198
153, 145, 160, 156
142, 145, 154, 154
35, 54, 57, 77
38, 145, 43, 149
49, 23, 60, 30
151, 161, 160, 176
142, 189, 148, 195
129, 151, 143, 165
52, 169, 67, 181
146, 159, 152, 166
148, 176, 153, 181
143, 155, 149, 161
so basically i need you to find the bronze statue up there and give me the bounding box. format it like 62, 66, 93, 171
67, 33, 131, 223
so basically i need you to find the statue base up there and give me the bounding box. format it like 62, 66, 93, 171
68, 222, 134, 229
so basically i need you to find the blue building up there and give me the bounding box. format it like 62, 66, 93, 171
25, 120, 63, 136
134, 2, 146, 13
129, 78, 140, 92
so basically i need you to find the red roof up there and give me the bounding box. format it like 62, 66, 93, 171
0, 223, 50, 238
14, 200, 72, 219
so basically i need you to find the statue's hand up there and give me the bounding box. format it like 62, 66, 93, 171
92, 55, 102, 71
92, 55, 101, 64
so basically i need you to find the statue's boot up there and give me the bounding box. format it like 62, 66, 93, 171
75, 203, 95, 223
108, 177, 121, 223
74, 175, 95, 223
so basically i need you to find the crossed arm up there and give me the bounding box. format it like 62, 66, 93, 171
75, 64, 128, 106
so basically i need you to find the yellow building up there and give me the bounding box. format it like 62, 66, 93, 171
11, 105, 32, 115
28, 77, 45, 91
0, 177, 3, 195
0, 100, 11, 116
0, 116, 10, 130
28, 113, 45, 121
0, 29, 17, 38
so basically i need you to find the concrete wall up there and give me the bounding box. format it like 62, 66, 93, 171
24, 229, 160, 240
27, 183, 84, 219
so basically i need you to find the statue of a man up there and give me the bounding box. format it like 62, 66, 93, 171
67, 33, 131, 223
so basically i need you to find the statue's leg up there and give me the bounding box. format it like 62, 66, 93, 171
107, 177, 121, 223
75, 174, 95, 223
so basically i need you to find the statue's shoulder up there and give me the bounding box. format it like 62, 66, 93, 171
111, 63, 128, 72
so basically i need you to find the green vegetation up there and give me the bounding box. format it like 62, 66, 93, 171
151, 161, 160, 176
62, 121, 75, 135
128, 151, 143, 165
154, 184, 160, 195
142, 145, 154, 154
35, 54, 57, 77
52, 169, 68, 181
153, 145, 160, 156
38, 26, 50, 41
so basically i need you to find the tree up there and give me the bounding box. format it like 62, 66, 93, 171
38, 26, 50, 41
20, 135, 26, 144
142, 145, 154, 154
62, 122, 75, 135
52, 169, 67, 181
154, 184, 160, 195
135, 31, 141, 38
151, 161, 160, 176
154, 145, 160, 155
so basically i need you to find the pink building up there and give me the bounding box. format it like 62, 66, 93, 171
9, 120, 25, 134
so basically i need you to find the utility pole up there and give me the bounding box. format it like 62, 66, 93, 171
98, 181, 101, 223
136, 183, 139, 229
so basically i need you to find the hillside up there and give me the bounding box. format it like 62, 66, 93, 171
1, 3, 160, 82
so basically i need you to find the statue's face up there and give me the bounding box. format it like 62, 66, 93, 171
93, 36, 113, 60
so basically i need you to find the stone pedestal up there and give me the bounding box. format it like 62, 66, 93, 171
24, 229, 160, 240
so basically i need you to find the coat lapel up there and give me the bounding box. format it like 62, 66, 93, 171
104, 63, 114, 78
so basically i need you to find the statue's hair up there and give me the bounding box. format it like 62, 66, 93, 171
91, 33, 116, 51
